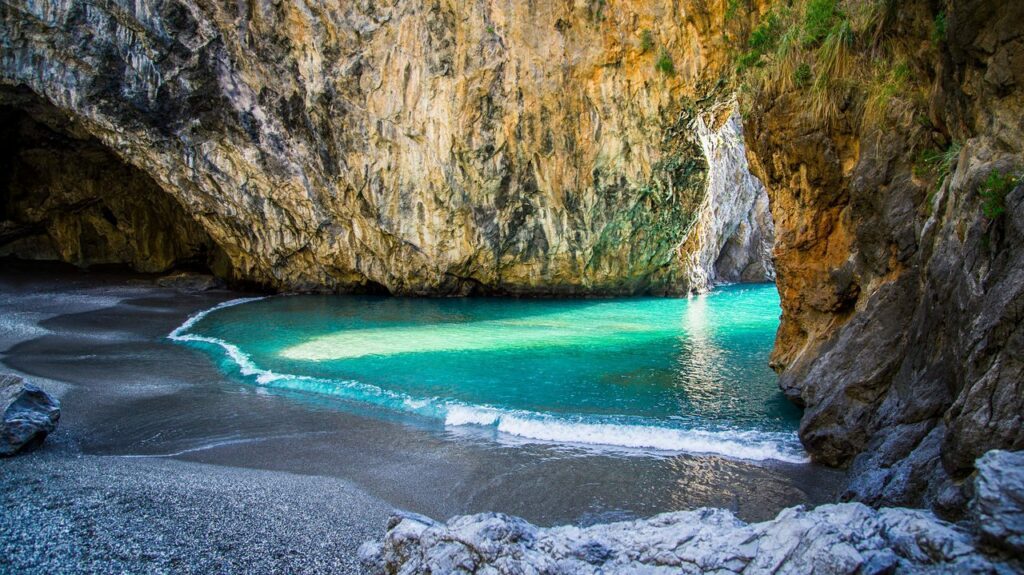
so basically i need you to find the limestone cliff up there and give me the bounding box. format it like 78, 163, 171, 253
742, 0, 1024, 515
684, 103, 774, 290
0, 0, 769, 294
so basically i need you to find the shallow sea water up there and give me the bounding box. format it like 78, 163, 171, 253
172, 284, 805, 463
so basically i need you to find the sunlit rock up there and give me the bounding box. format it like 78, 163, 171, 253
0, 0, 771, 295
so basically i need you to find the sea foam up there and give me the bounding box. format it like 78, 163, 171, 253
441, 404, 807, 463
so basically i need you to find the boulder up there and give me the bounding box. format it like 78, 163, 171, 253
1, 374, 60, 456
156, 272, 226, 293
972, 450, 1024, 555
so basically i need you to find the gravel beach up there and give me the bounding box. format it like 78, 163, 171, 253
0, 264, 394, 574
2, 450, 392, 574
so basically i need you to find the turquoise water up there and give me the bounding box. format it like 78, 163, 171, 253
169, 284, 805, 462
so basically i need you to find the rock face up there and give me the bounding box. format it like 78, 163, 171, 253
1, 374, 60, 456
742, 0, 1024, 513
683, 104, 774, 291
360, 449, 1023, 574
0, 0, 769, 295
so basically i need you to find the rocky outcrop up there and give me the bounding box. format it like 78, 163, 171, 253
742, 0, 1024, 513
972, 450, 1024, 555
360, 450, 1024, 574
156, 271, 226, 292
0, 0, 769, 295
1, 374, 60, 456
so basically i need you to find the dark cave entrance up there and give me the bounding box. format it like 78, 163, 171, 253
0, 86, 229, 277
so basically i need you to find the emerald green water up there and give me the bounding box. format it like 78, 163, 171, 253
170, 284, 805, 462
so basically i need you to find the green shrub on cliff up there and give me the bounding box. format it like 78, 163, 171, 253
640, 29, 654, 53
725, 0, 745, 22
655, 49, 675, 75
795, 63, 812, 87
736, 9, 783, 71
802, 0, 840, 46
864, 60, 910, 123
915, 142, 961, 189
979, 170, 1019, 219
733, 0, 933, 126
932, 10, 947, 43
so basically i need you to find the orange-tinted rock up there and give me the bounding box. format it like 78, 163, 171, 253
0, 0, 767, 295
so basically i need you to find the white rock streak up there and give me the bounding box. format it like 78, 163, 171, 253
685, 104, 775, 292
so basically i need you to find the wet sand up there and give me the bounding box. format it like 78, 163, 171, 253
0, 263, 845, 573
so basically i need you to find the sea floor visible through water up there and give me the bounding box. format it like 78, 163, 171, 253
0, 263, 844, 528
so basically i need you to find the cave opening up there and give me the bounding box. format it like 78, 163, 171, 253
0, 86, 229, 278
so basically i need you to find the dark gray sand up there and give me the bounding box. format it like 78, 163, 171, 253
0, 263, 845, 573
2, 451, 391, 574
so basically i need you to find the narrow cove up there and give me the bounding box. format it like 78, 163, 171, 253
5, 0, 1021, 570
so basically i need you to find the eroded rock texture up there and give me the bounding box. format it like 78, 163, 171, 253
972, 450, 1024, 555
0, 0, 769, 294
360, 450, 1024, 574
743, 1, 1024, 513
685, 104, 774, 291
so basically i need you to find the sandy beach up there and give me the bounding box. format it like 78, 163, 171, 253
1, 263, 844, 573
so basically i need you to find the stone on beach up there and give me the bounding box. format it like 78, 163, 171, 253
0, 373, 60, 456
972, 450, 1024, 555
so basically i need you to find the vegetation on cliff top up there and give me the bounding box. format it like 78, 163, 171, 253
731, 0, 936, 126
728, 1, 987, 212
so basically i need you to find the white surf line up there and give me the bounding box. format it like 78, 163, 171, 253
167, 296, 290, 383
443, 404, 809, 464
